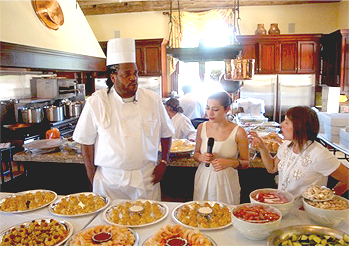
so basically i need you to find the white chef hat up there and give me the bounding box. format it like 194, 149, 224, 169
106, 38, 136, 66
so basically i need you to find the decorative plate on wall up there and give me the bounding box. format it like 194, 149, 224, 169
32, 0, 64, 31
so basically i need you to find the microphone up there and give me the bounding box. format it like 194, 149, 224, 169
205, 137, 215, 167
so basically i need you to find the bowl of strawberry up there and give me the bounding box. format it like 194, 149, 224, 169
250, 188, 294, 217
231, 203, 282, 240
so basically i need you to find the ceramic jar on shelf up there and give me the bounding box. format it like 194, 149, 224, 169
255, 24, 266, 35
268, 23, 280, 35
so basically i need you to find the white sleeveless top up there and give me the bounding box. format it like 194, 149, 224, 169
193, 122, 241, 205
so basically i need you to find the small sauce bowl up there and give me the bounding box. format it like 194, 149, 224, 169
92, 232, 112, 243
166, 237, 188, 246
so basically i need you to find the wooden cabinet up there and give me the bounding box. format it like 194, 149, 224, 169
321, 29, 349, 96
279, 41, 297, 73
240, 34, 321, 76
99, 38, 164, 76
297, 41, 317, 73
135, 39, 163, 76
258, 41, 277, 73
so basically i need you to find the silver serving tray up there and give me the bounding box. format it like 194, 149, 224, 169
48, 192, 110, 217
159, 139, 195, 153
102, 199, 168, 228
66, 225, 139, 246
0, 218, 73, 246
0, 189, 57, 214
142, 231, 217, 246
171, 201, 232, 230
23, 139, 65, 150
267, 225, 349, 246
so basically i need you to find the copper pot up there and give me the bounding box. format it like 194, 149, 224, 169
224, 56, 255, 81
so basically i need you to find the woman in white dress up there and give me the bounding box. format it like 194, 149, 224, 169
165, 98, 197, 142
250, 106, 349, 200
193, 92, 249, 205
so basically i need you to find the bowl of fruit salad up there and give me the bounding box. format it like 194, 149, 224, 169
231, 203, 282, 240
250, 188, 294, 217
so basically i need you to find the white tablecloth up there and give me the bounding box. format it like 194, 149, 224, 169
0, 193, 349, 246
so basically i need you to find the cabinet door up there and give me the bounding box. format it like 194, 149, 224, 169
298, 41, 317, 73
258, 41, 277, 74
143, 44, 161, 76
135, 45, 145, 76
279, 41, 297, 73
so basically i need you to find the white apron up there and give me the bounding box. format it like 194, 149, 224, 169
193, 122, 240, 205
93, 164, 160, 201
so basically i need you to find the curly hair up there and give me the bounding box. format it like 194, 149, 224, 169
285, 106, 319, 151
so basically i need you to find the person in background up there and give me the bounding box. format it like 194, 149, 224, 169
179, 85, 205, 120
193, 92, 249, 205
73, 38, 174, 201
249, 106, 349, 200
165, 98, 196, 142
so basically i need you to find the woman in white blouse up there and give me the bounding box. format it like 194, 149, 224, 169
249, 106, 349, 199
165, 98, 196, 142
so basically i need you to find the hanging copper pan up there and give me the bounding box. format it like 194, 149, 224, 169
32, 0, 64, 31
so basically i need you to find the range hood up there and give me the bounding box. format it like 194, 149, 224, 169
0, 0, 105, 71
166, 44, 242, 62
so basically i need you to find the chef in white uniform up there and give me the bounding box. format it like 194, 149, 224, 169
73, 38, 174, 201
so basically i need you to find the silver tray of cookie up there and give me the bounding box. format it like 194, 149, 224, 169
143, 224, 216, 246
172, 201, 232, 230
0, 189, 57, 214
0, 218, 73, 246
66, 224, 139, 246
102, 199, 168, 228
48, 192, 110, 217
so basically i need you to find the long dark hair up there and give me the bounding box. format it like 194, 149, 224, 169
165, 98, 183, 113
208, 91, 232, 110
106, 64, 118, 94
286, 106, 319, 151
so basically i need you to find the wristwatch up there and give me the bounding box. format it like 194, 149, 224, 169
160, 159, 168, 166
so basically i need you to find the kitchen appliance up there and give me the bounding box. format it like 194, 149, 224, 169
0, 99, 17, 125
31, 78, 77, 99
240, 74, 316, 122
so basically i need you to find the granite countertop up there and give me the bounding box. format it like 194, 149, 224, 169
13, 150, 265, 168
13, 150, 84, 164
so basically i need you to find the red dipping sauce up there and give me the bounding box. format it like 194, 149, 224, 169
92, 232, 112, 243
166, 237, 187, 246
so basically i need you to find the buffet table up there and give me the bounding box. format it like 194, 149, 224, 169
0, 192, 349, 246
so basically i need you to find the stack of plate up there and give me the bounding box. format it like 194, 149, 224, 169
23, 139, 65, 154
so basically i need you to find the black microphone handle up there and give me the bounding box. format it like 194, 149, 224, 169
205, 141, 214, 167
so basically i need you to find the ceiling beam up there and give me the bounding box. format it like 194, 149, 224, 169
77, 0, 341, 15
